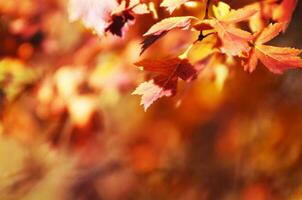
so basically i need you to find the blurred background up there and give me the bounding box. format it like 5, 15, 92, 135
1, 0, 302, 200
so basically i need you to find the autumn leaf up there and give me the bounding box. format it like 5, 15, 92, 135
69, 0, 150, 37
128, 0, 150, 14
248, 0, 297, 32
216, 4, 259, 23
140, 32, 167, 55
106, 0, 150, 36
254, 45, 302, 73
248, 2, 273, 32
0, 58, 36, 100
68, 0, 118, 37
210, 20, 253, 56
187, 34, 219, 63
195, 3, 258, 56
144, 16, 197, 36
273, 0, 297, 31
132, 78, 177, 111
140, 16, 197, 54
244, 23, 302, 73
133, 57, 197, 110
105, 10, 135, 37
160, 0, 189, 14
244, 48, 258, 73
254, 22, 284, 44
135, 58, 197, 81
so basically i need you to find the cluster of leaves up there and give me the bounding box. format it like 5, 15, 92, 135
2, 1, 302, 199
69, 0, 302, 111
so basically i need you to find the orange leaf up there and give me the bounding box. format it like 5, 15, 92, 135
218, 5, 259, 24
160, 0, 189, 14
244, 48, 258, 73
273, 0, 297, 31
244, 23, 302, 73
197, 4, 257, 56
141, 16, 197, 53
205, 19, 253, 55
255, 45, 302, 74
255, 23, 284, 44
143, 16, 197, 36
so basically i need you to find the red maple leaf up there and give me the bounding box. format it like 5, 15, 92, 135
132, 57, 197, 110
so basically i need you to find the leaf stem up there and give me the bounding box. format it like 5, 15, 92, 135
205, 0, 212, 19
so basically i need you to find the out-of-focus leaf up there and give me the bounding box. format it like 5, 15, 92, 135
160, 0, 190, 14
0, 136, 76, 200
273, 0, 297, 31
0, 58, 36, 100
68, 0, 118, 36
